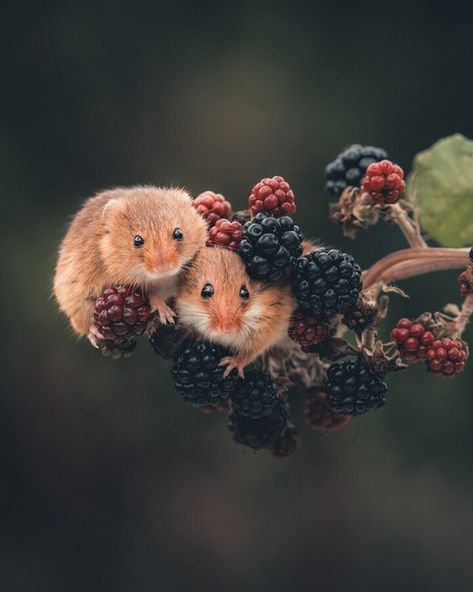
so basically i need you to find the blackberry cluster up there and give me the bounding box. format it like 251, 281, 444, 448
149, 324, 187, 360
391, 318, 435, 363
325, 144, 388, 198
94, 286, 152, 340
288, 309, 329, 348
172, 341, 237, 407
426, 338, 468, 377
238, 212, 303, 282
292, 248, 362, 319
208, 218, 243, 250
249, 176, 296, 217
326, 359, 387, 416
231, 371, 280, 419
304, 390, 351, 431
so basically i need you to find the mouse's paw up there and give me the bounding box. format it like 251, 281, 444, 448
218, 356, 246, 379
88, 324, 104, 348
148, 294, 176, 325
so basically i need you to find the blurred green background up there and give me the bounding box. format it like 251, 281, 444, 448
2, 2, 473, 591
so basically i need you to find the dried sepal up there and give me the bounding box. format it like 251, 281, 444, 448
362, 340, 408, 376
329, 186, 380, 239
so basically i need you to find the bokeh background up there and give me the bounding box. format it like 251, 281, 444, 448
2, 2, 473, 591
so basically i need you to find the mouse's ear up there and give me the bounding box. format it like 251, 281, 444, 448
102, 197, 124, 229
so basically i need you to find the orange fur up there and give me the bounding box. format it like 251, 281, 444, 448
176, 247, 295, 374
53, 185, 208, 337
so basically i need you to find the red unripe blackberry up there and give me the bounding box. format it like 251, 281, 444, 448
288, 309, 329, 348
249, 176, 296, 217
94, 286, 152, 340
192, 191, 232, 226
362, 160, 406, 204
271, 425, 301, 458
391, 318, 435, 363
207, 218, 243, 250
304, 390, 351, 431
426, 338, 468, 377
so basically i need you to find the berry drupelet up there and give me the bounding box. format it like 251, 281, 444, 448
361, 160, 406, 204
192, 191, 232, 226
426, 338, 468, 377
249, 176, 296, 217
292, 248, 362, 319
325, 144, 388, 198
391, 318, 435, 363
172, 341, 237, 407
326, 358, 387, 416
238, 212, 303, 282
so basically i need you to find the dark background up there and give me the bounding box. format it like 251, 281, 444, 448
2, 2, 473, 591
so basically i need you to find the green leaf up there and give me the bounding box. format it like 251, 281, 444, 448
408, 133, 473, 247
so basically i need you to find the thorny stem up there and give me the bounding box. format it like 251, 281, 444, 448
387, 202, 428, 249
362, 247, 471, 289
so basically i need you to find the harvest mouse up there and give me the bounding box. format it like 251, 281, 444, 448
53, 185, 208, 345
175, 246, 295, 377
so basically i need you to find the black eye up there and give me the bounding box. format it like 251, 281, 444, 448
201, 283, 214, 299
173, 228, 184, 241
134, 235, 144, 248
240, 286, 250, 300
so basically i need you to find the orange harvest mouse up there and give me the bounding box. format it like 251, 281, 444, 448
53, 185, 208, 345
175, 247, 295, 377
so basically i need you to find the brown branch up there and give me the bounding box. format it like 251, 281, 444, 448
362, 247, 470, 289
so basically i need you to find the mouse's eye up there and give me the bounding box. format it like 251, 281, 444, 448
173, 228, 184, 241
201, 283, 214, 299
133, 235, 144, 248
240, 286, 250, 300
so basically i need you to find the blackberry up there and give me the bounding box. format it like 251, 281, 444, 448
171, 341, 237, 407
304, 390, 351, 431
94, 285, 152, 340
238, 212, 303, 282
288, 308, 329, 348
100, 335, 137, 359
426, 338, 468, 377
271, 425, 300, 458
227, 406, 288, 450
362, 160, 406, 204
326, 359, 387, 416
391, 318, 435, 363
192, 191, 232, 226
249, 176, 296, 217
231, 371, 280, 419
325, 144, 388, 198
208, 218, 243, 250
292, 248, 362, 319
149, 324, 188, 361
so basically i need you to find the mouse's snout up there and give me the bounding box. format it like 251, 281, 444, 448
210, 304, 242, 334
144, 248, 179, 277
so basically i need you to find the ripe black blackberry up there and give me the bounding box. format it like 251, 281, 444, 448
231, 371, 280, 419
326, 358, 387, 416
227, 406, 288, 450
172, 341, 237, 408
325, 144, 388, 198
292, 248, 362, 319
238, 212, 303, 282
149, 324, 188, 361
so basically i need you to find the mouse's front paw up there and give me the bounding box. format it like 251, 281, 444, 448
88, 323, 105, 348
148, 294, 176, 325
218, 356, 246, 379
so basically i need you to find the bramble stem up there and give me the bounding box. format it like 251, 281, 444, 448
362, 247, 470, 289
387, 203, 428, 249
455, 295, 473, 338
